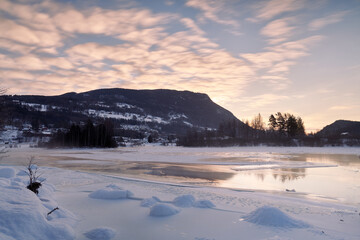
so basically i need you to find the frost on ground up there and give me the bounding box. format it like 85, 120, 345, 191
0, 167, 76, 240
243, 206, 310, 228
84, 227, 116, 240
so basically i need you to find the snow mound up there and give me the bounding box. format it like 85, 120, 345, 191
0, 177, 75, 240
243, 206, 309, 228
173, 194, 195, 207
149, 203, 179, 217
89, 184, 133, 200
84, 227, 116, 240
0, 167, 16, 178
141, 196, 160, 207
16, 170, 28, 176
193, 200, 216, 208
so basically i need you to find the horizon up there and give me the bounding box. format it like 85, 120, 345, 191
5, 86, 357, 132
1, 0, 359, 131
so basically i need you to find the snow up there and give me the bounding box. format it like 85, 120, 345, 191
0, 167, 76, 240
168, 113, 188, 120
173, 194, 196, 207
1, 146, 360, 239
0, 167, 16, 178
149, 203, 180, 217
193, 200, 216, 208
89, 184, 133, 200
84, 227, 116, 240
243, 206, 310, 228
141, 196, 160, 207
116, 103, 137, 109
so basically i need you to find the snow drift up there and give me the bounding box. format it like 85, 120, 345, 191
149, 203, 179, 217
84, 227, 116, 240
89, 184, 133, 200
0, 167, 76, 240
243, 206, 310, 228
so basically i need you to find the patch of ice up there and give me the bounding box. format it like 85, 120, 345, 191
243, 206, 309, 228
0, 167, 16, 178
141, 196, 160, 207
149, 203, 179, 217
193, 200, 216, 208
89, 184, 133, 200
173, 194, 195, 207
84, 227, 116, 240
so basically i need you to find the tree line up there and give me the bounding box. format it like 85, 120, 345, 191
177, 112, 309, 147
47, 119, 117, 148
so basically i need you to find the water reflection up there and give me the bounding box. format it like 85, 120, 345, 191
273, 168, 306, 182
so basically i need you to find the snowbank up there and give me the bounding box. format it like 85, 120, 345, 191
84, 227, 116, 240
193, 200, 216, 208
0, 167, 16, 178
89, 184, 133, 200
0, 167, 76, 240
243, 206, 310, 228
149, 203, 179, 217
173, 194, 195, 207
141, 196, 160, 207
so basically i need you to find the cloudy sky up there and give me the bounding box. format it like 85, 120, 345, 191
0, 0, 359, 131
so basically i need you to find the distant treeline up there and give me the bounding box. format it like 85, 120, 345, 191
47, 120, 117, 148
177, 112, 360, 147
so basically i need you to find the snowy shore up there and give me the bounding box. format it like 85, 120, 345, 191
1, 164, 359, 240
1, 145, 360, 239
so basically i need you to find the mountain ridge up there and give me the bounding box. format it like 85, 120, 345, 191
316, 120, 360, 138
2, 88, 245, 136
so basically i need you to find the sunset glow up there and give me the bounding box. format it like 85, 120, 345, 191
1, 0, 359, 130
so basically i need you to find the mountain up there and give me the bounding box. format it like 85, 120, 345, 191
316, 120, 360, 138
1, 88, 245, 136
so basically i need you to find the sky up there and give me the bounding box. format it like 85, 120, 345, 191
0, 0, 359, 132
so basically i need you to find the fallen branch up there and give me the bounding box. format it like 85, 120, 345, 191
47, 207, 59, 216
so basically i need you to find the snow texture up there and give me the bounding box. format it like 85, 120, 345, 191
193, 200, 216, 208
89, 184, 133, 200
173, 194, 195, 207
243, 206, 310, 228
0, 167, 75, 240
149, 203, 179, 217
84, 227, 116, 240
141, 196, 160, 207
0, 167, 16, 178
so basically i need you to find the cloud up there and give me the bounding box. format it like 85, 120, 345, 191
185, 0, 239, 27
0, 17, 62, 48
250, 0, 305, 22
240, 35, 323, 89
329, 105, 355, 111
260, 17, 295, 44
0, 0, 328, 113
309, 11, 349, 31
180, 18, 205, 35
235, 94, 290, 109
53, 7, 174, 36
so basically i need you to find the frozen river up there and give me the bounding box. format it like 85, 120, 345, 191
2, 145, 360, 205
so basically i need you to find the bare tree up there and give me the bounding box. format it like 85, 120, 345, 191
25, 157, 43, 194
251, 113, 265, 130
